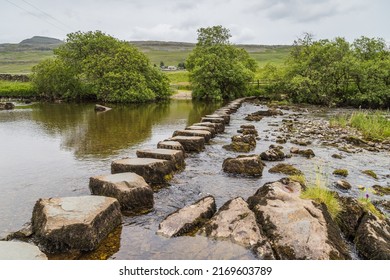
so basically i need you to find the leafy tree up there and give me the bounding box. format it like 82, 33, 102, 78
186, 26, 257, 100
263, 34, 390, 108
32, 31, 170, 102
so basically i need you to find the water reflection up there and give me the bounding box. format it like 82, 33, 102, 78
30, 101, 221, 158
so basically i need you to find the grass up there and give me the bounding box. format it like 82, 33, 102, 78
330, 111, 390, 141
0, 80, 35, 97
300, 166, 342, 220
358, 198, 384, 219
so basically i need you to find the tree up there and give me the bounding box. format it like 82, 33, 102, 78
32, 31, 170, 102
186, 26, 257, 100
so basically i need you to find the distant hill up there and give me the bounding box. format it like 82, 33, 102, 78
19, 36, 63, 45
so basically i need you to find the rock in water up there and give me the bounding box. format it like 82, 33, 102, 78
0, 241, 47, 260
168, 136, 205, 152
136, 148, 185, 170
268, 163, 303, 176
157, 140, 185, 151
199, 197, 274, 259
354, 213, 390, 260
94, 104, 112, 112
89, 172, 154, 212
260, 146, 285, 161
111, 158, 175, 184
157, 196, 216, 238
337, 197, 365, 240
247, 179, 351, 259
223, 155, 265, 176
31, 196, 121, 252
172, 129, 212, 143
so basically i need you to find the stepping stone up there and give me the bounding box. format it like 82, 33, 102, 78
0, 241, 47, 260
136, 148, 185, 170
205, 114, 230, 124
186, 126, 216, 137
32, 196, 121, 252
89, 172, 154, 212
168, 136, 205, 152
111, 158, 174, 184
157, 140, 184, 151
172, 129, 212, 143
157, 196, 216, 238
201, 117, 225, 124
192, 122, 225, 133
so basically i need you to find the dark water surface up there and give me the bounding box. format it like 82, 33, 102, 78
0, 100, 388, 259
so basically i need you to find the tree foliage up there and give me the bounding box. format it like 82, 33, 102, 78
186, 26, 257, 100
263, 34, 390, 108
32, 31, 170, 102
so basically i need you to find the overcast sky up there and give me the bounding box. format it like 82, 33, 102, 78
1, 0, 389, 44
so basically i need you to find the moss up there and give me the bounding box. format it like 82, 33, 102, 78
163, 173, 173, 182
289, 174, 307, 187
362, 170, 378, 179
268, 163, 303, 176
372, 185, 390, 196
333, 169, 348, 177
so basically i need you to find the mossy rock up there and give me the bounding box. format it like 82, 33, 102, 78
372, 185, 390, 196
333, 169, 349, 177
362, 170, 378, 179
268, 163, 303, 176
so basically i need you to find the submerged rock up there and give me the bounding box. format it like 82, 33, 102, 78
0, 241, 47, 260
223, 155, 265, 176
157, 196, 216, 238
94, 104, 112, 112
355, 213, 390, 260
247, 179, 351, 260
199, 197, 275, 259
268, 163, 303, 176
111, 158, 175, 184
89, 172, 154, 212
361, 170, 378, 179
31, 196, 122, 253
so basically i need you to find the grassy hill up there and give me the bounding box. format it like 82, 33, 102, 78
0, 36, 291, 74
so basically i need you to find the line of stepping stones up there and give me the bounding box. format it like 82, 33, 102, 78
0, 98, 248, 259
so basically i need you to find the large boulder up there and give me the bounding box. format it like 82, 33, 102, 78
136, 148, 185, 170
223, 155, 265, 176
111, 158, 175, 184
337, 197, 365, 240
205, 114, 230, 125
172, 129, 212, 143
0, 241, 47, 260
247, 179, 351, 259
31, 196, 122, 252
168, 136, 205, 152
260, 146, 285, 161
354, 213, 390, 259
89, 172, 154, 212
157, 196, 216, 238
201, 117, 225, 125
199, 197, 275, 259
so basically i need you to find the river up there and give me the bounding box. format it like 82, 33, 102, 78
0, 100, 388, 259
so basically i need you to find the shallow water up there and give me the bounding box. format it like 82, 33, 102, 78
0, 100, 388, 259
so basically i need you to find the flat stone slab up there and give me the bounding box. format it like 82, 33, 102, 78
223, 155, 265, 176
186, 125, 216, 137
205, 114, 230, 124
89, 172, 154, 212
199, 197, 274, 259
192, 122, 224, 133
157, 140, 184, 151
201, 117, 225, 124
157, 196, 216, 238
172, 129, 212, 143
111, 158, 174, 184
137, 148, 185, 170
32, 196, 121, 252
168, 136, 205, 152
0, 241, 47, 260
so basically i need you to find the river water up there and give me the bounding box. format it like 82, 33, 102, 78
0, 100, 388, 259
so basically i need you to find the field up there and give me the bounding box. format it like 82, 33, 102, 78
0, 40, 291, 75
